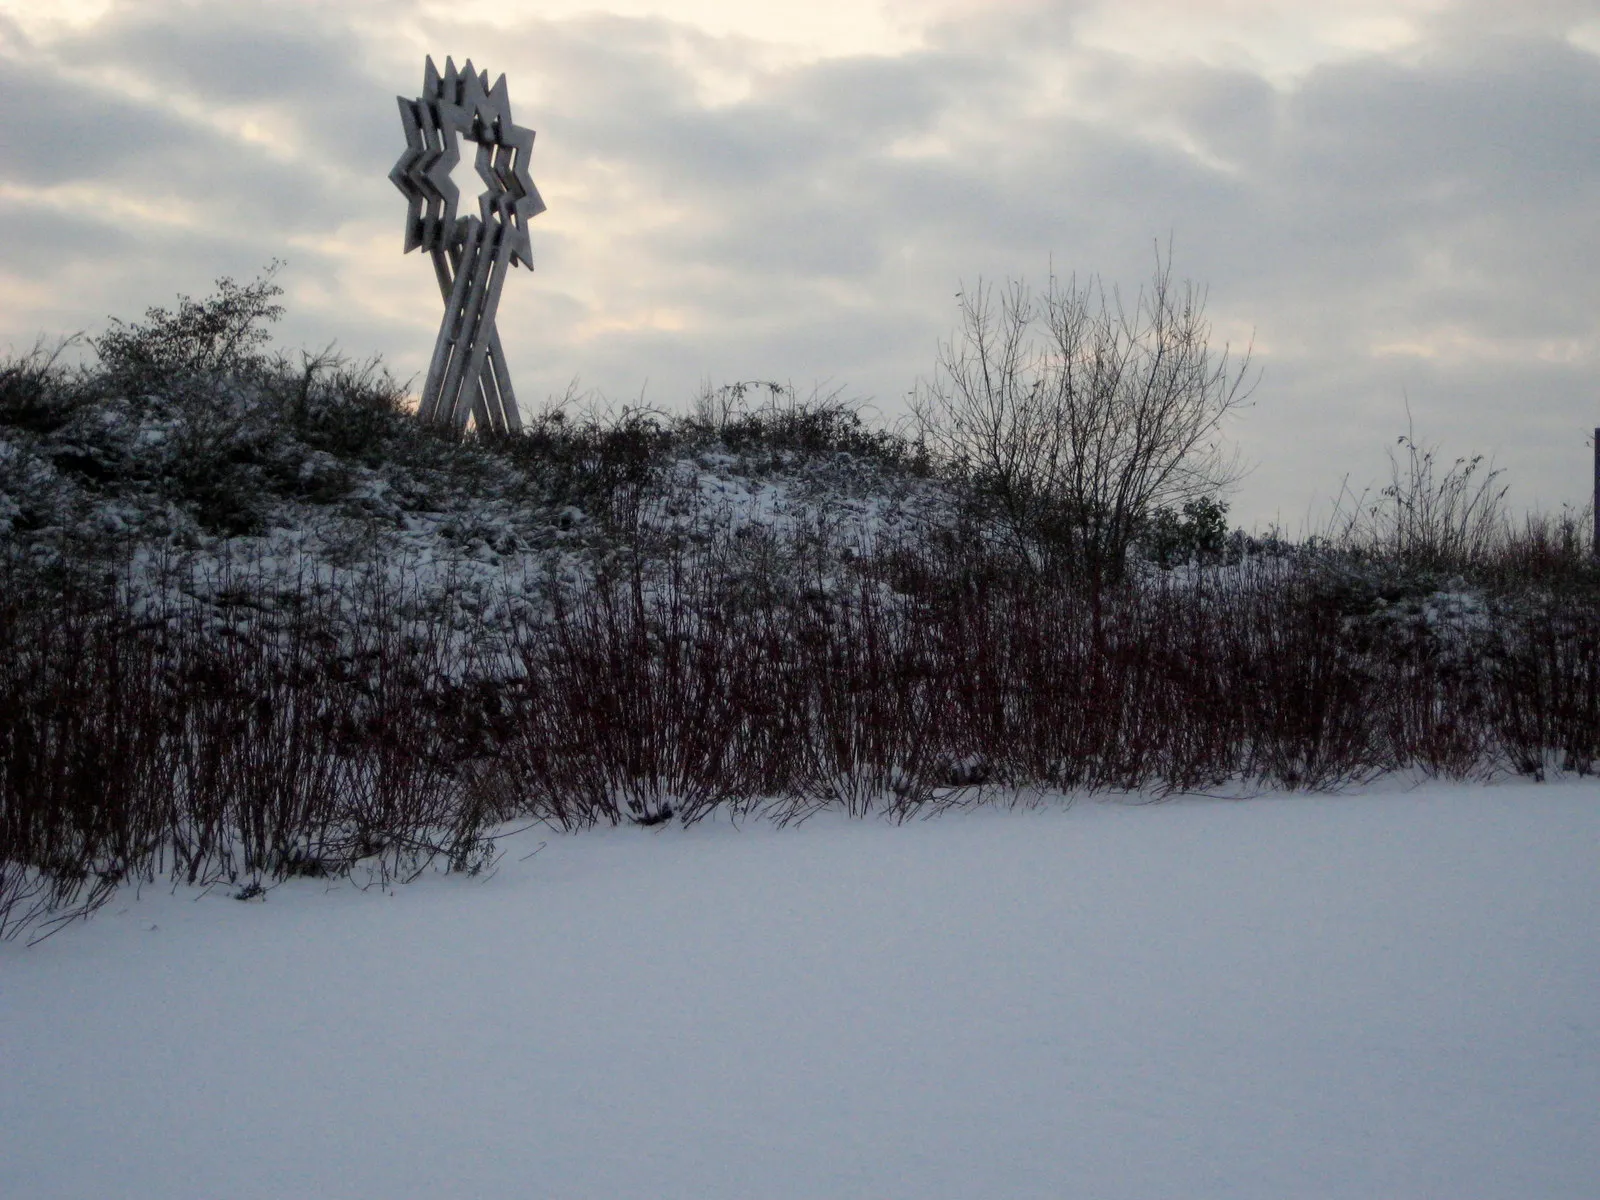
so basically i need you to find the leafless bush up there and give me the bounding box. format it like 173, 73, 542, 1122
18, 261, 1600, 943
914, 249, 1252, 580
1482, 506, 1597, 589
1330, 421, 1509, 573
92, 264, 284, 391
686, 381, 924, 472
0, 554, 504, 941
0, 337, 93, 436
6, 508, 1600, 941
501, 550, 769, 828
0, 570, 175, 939
1484, 593, 1600, 778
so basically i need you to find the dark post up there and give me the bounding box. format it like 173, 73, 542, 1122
1594, 427, 1599, 559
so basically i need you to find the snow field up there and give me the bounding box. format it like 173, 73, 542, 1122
3, 782, 1598, 1199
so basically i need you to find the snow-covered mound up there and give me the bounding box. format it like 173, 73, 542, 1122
0, 345, 954, 628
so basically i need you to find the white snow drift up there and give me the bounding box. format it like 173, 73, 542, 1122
4, 781, 1597, 1199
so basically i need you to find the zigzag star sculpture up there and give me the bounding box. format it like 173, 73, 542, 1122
391, 56, 545, 432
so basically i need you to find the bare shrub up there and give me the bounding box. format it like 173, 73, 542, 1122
1485, 593, 1600, 778
92, 264, 284, 391
493, 401, 675, 536
780, 572, 951, 823
914, 249, 1252, 581
0, 567, 177, 939
0, 338, 92, 436
0, 552, 509, 940
1485, 507, 1597, 589
502, 548, 767, 829
687, 380, 924, 472
1330, 421, 1510, 574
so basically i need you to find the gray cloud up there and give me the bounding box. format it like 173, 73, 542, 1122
0, 46, 191, 184
56, 5, 358, 102
2, 0, 1596, 524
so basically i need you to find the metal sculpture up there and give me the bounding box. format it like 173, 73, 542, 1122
391, 56, 545, 432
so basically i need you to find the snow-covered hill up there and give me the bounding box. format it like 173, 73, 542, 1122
0, 338, 954, 629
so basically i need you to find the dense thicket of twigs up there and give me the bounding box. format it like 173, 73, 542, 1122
4, 530, 1598, 941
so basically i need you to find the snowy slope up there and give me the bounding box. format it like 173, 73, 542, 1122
4, 781, 1597, 1200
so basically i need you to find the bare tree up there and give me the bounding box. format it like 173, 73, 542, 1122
914, 249, 1253, 581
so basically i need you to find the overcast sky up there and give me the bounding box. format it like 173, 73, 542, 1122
2, 0, 1597, 528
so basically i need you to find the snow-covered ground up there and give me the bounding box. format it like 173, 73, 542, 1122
4, 781, 1598, 1199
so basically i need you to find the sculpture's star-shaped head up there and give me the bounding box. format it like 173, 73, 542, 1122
390, 56, 546, 268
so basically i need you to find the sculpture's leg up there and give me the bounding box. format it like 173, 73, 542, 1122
435, 219, 494, 427
471, 357, 503, 435
422, 219, 490, 426
457, 264, 514, 431
484, 330, 521, 431
438, 216, 517, 431
424, 233, 522, 433
420, 232, 471, 425
418, 246, 454, 426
